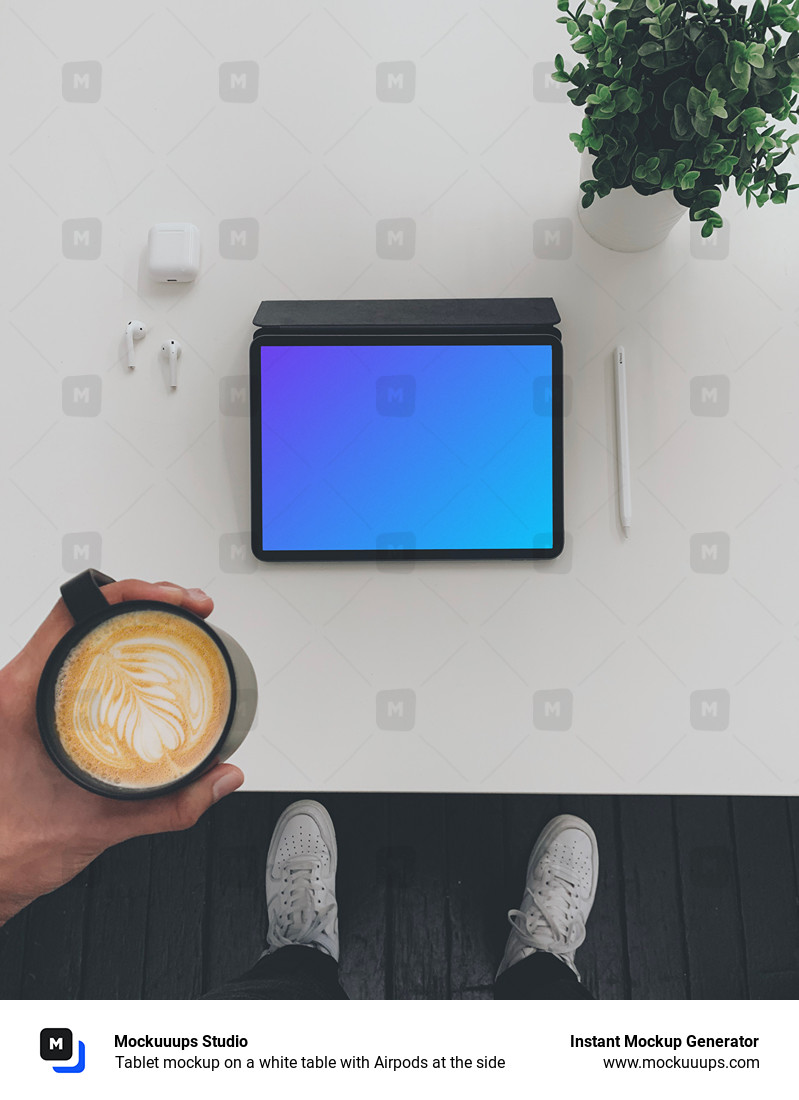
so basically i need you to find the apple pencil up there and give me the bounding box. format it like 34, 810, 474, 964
615, 346, 632, 538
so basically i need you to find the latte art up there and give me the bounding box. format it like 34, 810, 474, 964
54, 610, 231, 788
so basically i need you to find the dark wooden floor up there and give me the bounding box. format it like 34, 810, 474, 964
1, 794, 797, 999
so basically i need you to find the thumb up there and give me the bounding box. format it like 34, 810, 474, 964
114, 764, 244, 840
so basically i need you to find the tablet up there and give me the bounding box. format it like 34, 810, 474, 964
249, 333, 563, 561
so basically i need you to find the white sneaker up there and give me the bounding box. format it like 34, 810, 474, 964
264, 799, 339, 961
497, 814, 597, 981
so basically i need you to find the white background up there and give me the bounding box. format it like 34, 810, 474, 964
2, 1, 798, 794
6, 999, 787, 1097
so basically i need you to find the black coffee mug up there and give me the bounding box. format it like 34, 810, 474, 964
36, 569, 257, 799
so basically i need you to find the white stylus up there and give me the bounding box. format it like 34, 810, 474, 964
615, 346, 632, 538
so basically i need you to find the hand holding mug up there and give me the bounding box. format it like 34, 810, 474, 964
0, 576, 246, 927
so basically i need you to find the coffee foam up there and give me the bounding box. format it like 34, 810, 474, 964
54, 609, 232, 789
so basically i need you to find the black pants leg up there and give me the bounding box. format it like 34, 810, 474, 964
493, 951, 595, 1000
202, 945, 591, 1000
202, 946, 348, 1000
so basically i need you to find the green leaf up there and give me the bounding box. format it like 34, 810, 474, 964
728, 40, 746, 63
662, 28, 684, 51
740, 106, 767, 126
697, 188, 721, 206
570, 132, 587, 152
687, 86, 707, 112
705, 62, 731, 94
691, 111, 714, 137
730, 62, 751, 92
586, 84, 612, 105
673, 103, 691, 136
614, 19, 628, 43
696, 43, 722, 77
745, 42, 766, 69
664, 76, 691, 108
705, 88, 727, 117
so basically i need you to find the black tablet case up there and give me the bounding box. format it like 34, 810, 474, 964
250, 297, 564, 561
252, 297, 561, 337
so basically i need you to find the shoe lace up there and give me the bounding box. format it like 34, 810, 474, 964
507, 861, 586, 956
269, 857, 336, 949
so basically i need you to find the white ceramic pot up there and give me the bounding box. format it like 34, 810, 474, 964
577, 150, 688, 252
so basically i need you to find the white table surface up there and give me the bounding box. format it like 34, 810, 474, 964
2, 1, 798, 795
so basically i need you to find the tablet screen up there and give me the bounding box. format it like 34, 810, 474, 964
251, 335, 562, 560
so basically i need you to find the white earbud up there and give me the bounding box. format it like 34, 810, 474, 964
126, 320, 146, 369
160, 339, 182, 389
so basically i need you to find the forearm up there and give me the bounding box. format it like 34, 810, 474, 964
0, 828, 57, 927
0, 665, 27, 925
0, 850, 36, 927
0, 896, 24, 928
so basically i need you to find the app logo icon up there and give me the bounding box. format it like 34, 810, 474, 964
40, 1028, 86, 1073
376, 689, 416, 731
376, 375, 415, 416
219, 61, 259, 102
376, 61, 416, 103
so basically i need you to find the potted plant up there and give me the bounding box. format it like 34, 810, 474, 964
554, 0, 799, 250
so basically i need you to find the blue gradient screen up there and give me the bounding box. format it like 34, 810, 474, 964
258, 342, 554, 552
